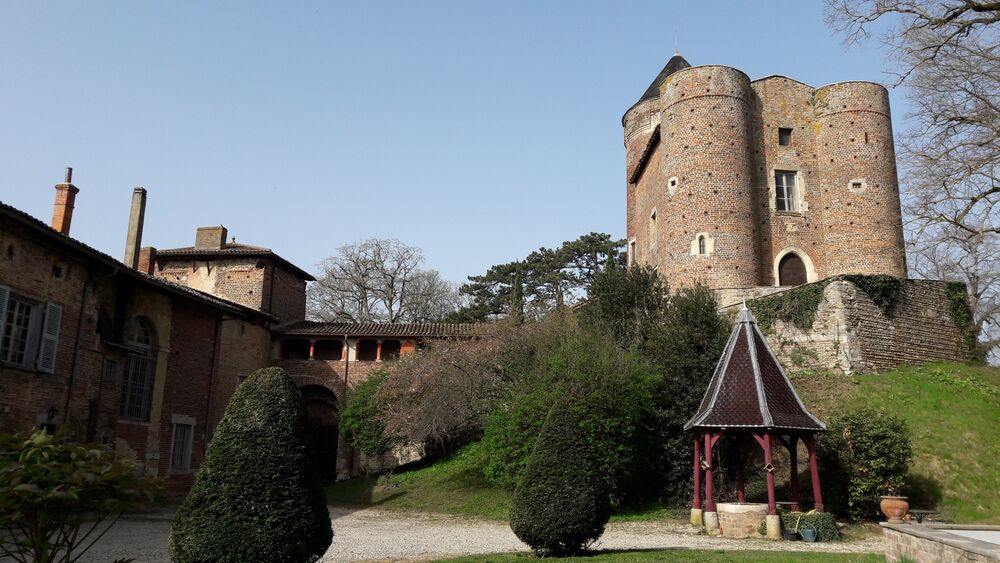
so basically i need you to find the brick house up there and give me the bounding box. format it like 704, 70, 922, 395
1, 171, 471, 485
0, 172, 273, 491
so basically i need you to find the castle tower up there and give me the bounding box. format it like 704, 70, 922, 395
624, 55, 906, 291
814, 82, 906, 277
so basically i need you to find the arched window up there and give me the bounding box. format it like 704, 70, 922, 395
698, 235, 706, 255
120, 318, 157, 421
778, 253, 808, 286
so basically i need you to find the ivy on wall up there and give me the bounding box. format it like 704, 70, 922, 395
944, 281, 982, 363
748, 274, 905, 333
747, 280, 830, 333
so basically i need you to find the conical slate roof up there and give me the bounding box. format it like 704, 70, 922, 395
684, 306, 826, 431
636, 52, 691, 105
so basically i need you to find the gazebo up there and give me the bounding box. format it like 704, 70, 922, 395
684, 305, 827, 539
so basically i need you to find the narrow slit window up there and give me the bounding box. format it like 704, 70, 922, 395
698, 236, 706, 255
778, 128, 792, 146
170, 423, 193, 470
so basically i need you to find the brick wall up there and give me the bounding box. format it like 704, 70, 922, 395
157, 257, 267, 312
728, 278, 971, 374
268, 265, 307, 323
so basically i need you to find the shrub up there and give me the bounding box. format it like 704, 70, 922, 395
780, 511, 839, 542
509, 401, 611, 556
482, 322, 652, 500
0, 430, 159, 563
817, 406, 913, 521
340, 370, 397, 456
581, 263, 668, 349
170, 367, 332, 563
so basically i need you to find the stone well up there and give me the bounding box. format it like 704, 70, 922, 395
717, 503, 768, 538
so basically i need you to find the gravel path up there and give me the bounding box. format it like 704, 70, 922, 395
78, 506, 884, 562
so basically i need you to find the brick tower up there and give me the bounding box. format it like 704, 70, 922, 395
624, 54, 906, 291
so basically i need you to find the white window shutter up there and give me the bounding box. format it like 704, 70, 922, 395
36, 302, 62, 374
0, 285, 9, 346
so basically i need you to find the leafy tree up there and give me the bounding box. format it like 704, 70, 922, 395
818, 406, 913, 521
581, 263, 668, 350
0, 430, 159, 563
482, 320, 652, 501
308, 237, 463, 322
642, 285, 731, 503
509, 401, 611, 556
339, 370, 398, 456
170, 367, 332, 563
826, 0, 1000, 360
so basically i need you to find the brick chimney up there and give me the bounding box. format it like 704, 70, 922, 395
195, 226, 228, 249
51, 167, 79, 235
123, 187, 147, 269
137, 247, 158, 275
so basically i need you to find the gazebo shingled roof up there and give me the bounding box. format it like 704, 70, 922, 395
685, 306, 826, 431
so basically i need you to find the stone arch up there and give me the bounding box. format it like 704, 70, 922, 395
299, 384, 340, 482
773, 248, 816, 286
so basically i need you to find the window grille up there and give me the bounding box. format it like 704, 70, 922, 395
170, 423, 192, 470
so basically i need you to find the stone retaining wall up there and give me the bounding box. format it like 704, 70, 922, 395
881, 523, 1000, 562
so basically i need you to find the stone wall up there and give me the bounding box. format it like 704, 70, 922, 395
725, 277, 973, 374
881, 523, 1000, 562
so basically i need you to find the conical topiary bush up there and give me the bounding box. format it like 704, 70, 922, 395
169, 367, 333, 563
509, 401, 610, 556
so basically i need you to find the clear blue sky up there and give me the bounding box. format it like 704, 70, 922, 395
0, 1, 901, 284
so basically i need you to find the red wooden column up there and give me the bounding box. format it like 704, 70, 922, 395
736, 448, 746, 504
788, 435, 800, 511
376, 340, 383, 362
804, 434, 825, 512
704, 432, 716, 512
763, 433, 777, 516
308, 339, 316, 360
693, 434, 703, 511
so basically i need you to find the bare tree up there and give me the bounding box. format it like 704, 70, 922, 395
307, 238, 461, 323
826, 0, 1000, 359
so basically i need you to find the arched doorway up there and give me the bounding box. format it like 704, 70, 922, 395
299, 385, 339, 482
778, 253, 808, 286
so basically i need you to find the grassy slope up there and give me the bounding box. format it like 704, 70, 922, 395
328, 362, 999, 524
793, 362, 999, 524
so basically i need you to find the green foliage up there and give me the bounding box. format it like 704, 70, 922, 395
748, 281, 830, 332
340, 370, 397, 456
780, 511, 839, 542
641, 285, 730, 504
817, 406, 913, 521
482, 323, 653, 501
944, 281, 983, 362
509, 402, 611, 556
581, 264, 668, 349
0, 430, 159, 563
170, 367, 332, 563
843, 275, 904, 316
510, 267, 525, 325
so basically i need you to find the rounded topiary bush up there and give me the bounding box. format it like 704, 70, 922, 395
509, 401, 610, 556
169, 367, 332, 563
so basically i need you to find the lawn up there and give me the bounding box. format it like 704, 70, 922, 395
436, 550, 883, 562
793, 362, 1000, 524
328, 362, 999, 525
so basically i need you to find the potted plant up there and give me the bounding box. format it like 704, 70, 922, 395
879, 480, 909, 524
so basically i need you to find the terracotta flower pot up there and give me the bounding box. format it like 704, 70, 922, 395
880, 495, 909, 524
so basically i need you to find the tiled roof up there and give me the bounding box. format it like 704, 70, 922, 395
157, 243, 315, 281
636, 53, 691, 106
684, 306, 826, 432
0, 201, 275, 322
278, 321, 480, 337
